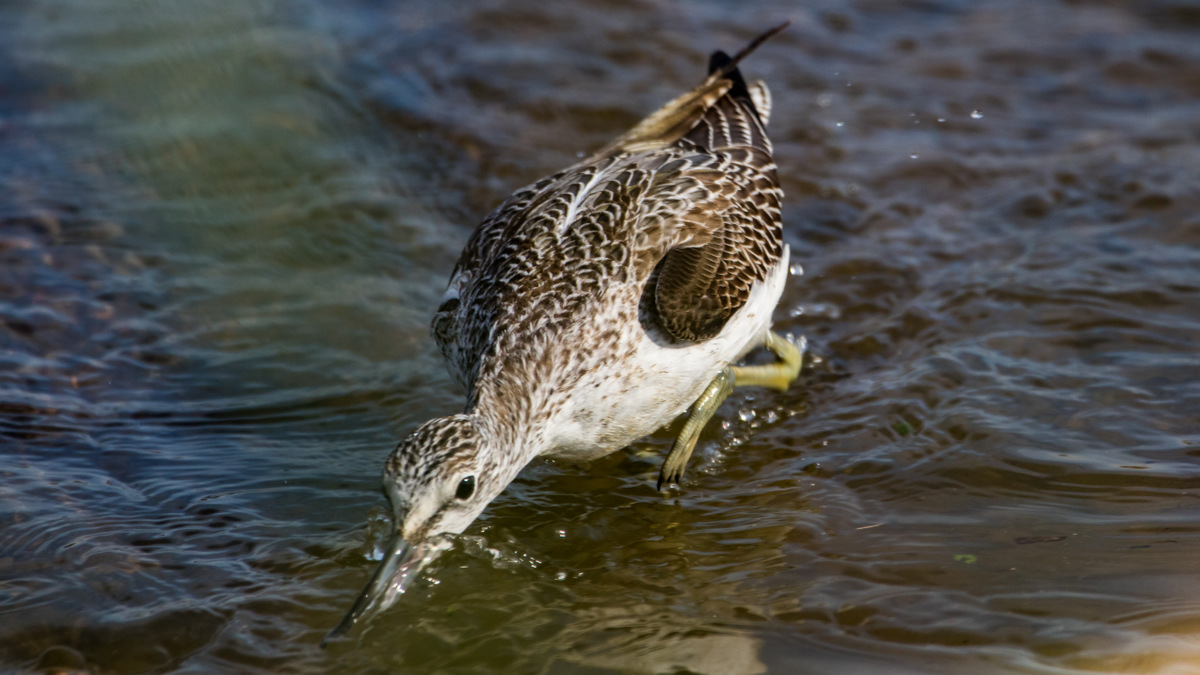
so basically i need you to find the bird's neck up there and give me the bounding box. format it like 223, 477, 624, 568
467, 378, 557, 465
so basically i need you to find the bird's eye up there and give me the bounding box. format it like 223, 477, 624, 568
455, 475, 476, 501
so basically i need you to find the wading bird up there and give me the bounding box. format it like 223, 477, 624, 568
327, 23, 801, 642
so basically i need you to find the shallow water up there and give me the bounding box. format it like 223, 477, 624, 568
2, 0, 1200, 673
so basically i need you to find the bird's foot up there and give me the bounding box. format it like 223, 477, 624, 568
730, 332, 805, 392
657, 332, 805, 490
658, 367, 734, 490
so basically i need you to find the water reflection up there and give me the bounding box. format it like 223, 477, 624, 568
2, 0, 1200, 673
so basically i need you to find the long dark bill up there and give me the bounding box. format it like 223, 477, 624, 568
322, 532, 435, 646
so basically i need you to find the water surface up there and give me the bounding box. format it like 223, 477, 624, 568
2, 1, 1200, 673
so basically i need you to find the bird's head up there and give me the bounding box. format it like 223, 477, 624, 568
326, 413, 513, 642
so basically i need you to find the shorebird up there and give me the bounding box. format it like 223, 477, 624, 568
327, 23, 802, 642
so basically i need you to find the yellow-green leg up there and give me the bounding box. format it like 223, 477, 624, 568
658, 367, 734, 490
730, 331, 805, 391
657, 332, 805, 489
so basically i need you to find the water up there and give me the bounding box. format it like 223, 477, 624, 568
2, 1, 1199, 673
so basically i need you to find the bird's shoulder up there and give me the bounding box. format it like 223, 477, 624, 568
439, 145, 767, 310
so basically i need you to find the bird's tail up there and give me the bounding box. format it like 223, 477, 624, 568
587, 21, 789, 159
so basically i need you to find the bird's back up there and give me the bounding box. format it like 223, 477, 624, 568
432, 31, 786, 418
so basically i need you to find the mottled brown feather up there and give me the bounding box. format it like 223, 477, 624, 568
433, 25, 786, 399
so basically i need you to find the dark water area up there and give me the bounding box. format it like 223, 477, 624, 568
2, 1, 1199, 673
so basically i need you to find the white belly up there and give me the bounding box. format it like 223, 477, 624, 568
544, 245, 791, 460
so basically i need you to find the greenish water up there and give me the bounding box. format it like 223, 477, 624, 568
2, 1, 1200, 673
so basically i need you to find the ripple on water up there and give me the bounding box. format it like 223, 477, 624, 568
3, 0, 1200, 673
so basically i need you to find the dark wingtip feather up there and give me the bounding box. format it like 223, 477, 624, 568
716, 21, 790, 78
584, 21, 789, 160
708, 50, 751, 101
704, 21, 789, 122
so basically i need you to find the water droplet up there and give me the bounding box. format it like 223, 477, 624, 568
802, 302, 841, 319
910, 154, 919, 159
556, 529, 566, 538
789, 305, 805, 318
970, 110, 983, 119
835, 121, 844, 128
937, 117, 946, 123
763, 410, 779, 424
817, 93, 833, 107
555, 571, 567, 581
738, 408, 756, 423
721, 420, 731, 430
576, 150, 585, 158
790, 263, 805, 276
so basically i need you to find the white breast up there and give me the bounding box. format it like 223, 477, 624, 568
544, 245, 791, 460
